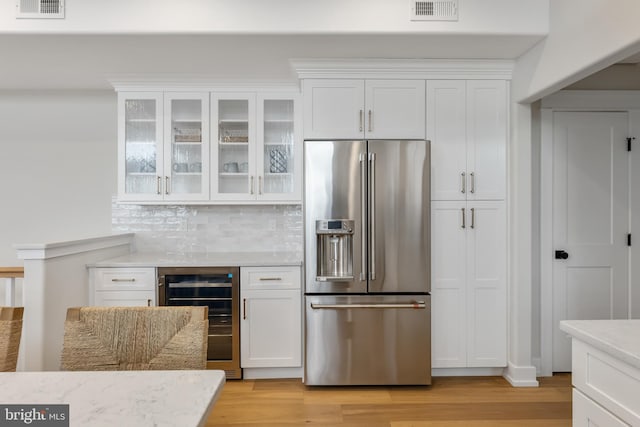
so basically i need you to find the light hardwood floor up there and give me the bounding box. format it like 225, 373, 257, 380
207, 374, 572, 426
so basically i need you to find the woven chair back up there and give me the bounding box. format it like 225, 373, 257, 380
61, 306, 208, 371
0, 307, 24, 372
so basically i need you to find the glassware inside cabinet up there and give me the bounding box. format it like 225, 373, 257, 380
218, 99, 249, 194
262, 99, 294, 194
124, 99, 158, 194
171, 99, 203, 195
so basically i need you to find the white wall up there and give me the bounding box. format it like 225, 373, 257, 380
0, 91, 116, 265
0, 0, 548, 35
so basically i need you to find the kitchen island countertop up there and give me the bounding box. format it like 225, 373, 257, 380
87, 251, 303, 268
559, 319, 640, 370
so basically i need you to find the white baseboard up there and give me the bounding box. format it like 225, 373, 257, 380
432, 367, 504, 377
503, 362, 539, 387
242, 367, 303, 380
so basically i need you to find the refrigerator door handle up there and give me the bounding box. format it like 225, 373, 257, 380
369, 151, 376, 281
360, 152, 367, 281
310, 302, 427, 310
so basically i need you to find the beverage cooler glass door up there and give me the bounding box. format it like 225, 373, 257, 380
159, 267, 240, 374
304, 140, 367, 294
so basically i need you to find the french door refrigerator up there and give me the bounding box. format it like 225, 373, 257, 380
304, 139, 431, 385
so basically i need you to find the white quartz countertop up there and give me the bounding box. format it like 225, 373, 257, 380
88, 251, 302, 267
0, 370, 225, 427
559, 319, 640, 369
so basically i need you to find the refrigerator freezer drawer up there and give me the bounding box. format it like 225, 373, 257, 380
304, 295, 431, 386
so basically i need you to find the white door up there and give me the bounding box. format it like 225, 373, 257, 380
552, 111, 629, 372
365, 80, 426, 139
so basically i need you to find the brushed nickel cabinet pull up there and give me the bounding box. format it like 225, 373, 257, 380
461, 172, 466, 194
243, 298, 247, 320
157, 176, 162, 195
259, 277, 282, 281
470, 172, 475, 194
250, 176, 254, 195
111, 278, 136, 282
471, 207, 475, 229
165, 176, 170, 194
359, 110, 363, 132
461, 208, 466, 229
368, 110, 372, 132
259, 176, 263, 195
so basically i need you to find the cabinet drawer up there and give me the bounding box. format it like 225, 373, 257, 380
242, 266, 300, 290
572, 340, 640, 425
92, 268, 156, 291
573, 389, 629, 427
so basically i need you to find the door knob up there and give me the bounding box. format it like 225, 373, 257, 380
555, 250, 569, 260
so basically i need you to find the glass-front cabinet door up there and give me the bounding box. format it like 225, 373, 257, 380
211, 93, 256, 200
257, 93, 301, 201
118, 92, 164, 201
164, 93, 210, 201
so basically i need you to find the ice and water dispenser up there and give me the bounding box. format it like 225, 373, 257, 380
315, 219, 354, 281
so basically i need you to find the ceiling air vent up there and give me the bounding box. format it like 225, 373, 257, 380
411, 0, 458, 21
16, 0, 65, 19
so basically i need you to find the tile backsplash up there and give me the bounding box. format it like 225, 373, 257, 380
112, 198, 303, 255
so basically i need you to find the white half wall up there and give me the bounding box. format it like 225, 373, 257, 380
513, 0, 640, 103
0, 91, 117, 266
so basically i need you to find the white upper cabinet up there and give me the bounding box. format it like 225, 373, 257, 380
164, 93, 210, 202
118, 92, 164, 202
303, 79, 426, 139
118, 91, 210, 202
211, 92, 301, 203
428, 80, 507, 201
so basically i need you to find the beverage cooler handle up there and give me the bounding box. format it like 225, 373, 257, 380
359, 153, 367, 281
369, 152, 376, 281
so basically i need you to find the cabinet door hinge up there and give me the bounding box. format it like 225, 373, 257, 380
628, 233, 632, 247
628, 137, 636, 152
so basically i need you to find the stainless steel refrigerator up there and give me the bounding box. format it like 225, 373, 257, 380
303, 139, 431, 386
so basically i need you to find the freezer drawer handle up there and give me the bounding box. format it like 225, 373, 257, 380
310, 302, 426, 310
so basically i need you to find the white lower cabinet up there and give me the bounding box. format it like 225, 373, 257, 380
571, 339, 639, 426
240, 266, 302, 368
90, 267, 157, 307
431, 200, 507, 368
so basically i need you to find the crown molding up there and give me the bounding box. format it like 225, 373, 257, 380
290, 58, 514, 80
108, 76, 300, 92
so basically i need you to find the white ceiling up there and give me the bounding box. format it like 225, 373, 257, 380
0, 34, 545, 90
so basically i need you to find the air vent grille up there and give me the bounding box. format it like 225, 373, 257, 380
411, 0, 458, 21
16, 0, 64, 19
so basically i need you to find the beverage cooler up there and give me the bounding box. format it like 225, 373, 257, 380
158, 267, 241, 379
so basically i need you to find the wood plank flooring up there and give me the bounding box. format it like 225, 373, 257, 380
207, 374, 572, 426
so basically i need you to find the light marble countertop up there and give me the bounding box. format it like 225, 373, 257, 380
559, 319, 640, 369
88, 251, 303, 268
0, 370, 225, 427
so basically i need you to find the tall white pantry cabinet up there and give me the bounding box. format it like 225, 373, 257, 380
428, 80, 508, 368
